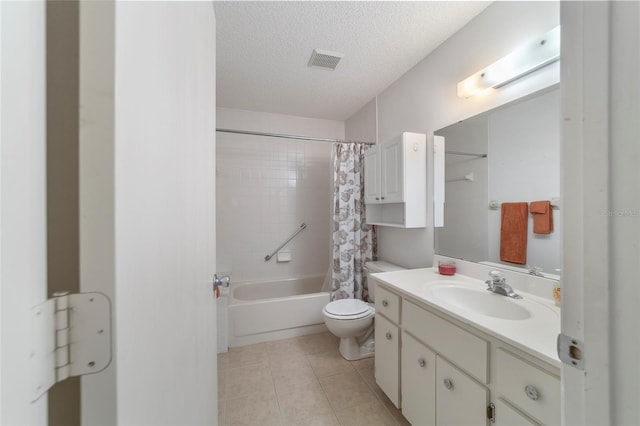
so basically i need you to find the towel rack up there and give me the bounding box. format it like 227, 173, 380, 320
264, 223, 307, 262
489, 198, 561, 210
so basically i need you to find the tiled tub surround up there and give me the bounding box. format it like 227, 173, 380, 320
216, 134, 333, 283
218, 332, 410, 426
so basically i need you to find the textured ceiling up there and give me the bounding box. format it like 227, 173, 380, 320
215, 1, 492, 121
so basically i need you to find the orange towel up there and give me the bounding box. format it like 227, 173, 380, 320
530, 200, 554, 234
500, 202, 528, 265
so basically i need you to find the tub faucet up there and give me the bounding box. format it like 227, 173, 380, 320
485, 271, 522, 299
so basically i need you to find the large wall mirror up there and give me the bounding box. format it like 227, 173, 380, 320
435, 86, 560, 278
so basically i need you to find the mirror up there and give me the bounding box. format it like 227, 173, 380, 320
435, 87, 560, 278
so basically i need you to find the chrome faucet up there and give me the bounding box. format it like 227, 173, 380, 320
527, 265, 544, 277
485, 270, 522, 299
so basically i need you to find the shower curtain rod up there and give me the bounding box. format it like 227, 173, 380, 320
216, 128, 376, 145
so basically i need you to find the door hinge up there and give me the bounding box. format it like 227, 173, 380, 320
487, 402, 496, 423
31, 291, 112, 402
557, 333, 584, 370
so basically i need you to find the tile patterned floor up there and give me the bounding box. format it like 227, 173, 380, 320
218, 332, 411, 426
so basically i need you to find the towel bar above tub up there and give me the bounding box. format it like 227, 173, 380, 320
489, 198, 560, 210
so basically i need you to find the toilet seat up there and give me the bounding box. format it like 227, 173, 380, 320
323, 299, 375, 320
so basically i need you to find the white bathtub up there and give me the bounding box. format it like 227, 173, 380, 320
228, 275, 330, 347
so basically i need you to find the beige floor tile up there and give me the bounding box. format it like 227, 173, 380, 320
277, 381, 334, 423
226, 364, 275, 399
354, 360, 386, 399
350, 357, 374, 372
273, 366, 318, 396
283, 413, 340, 426
225, 393, 282, 426
228, 343, 269, 369
298, 332, 340, 354
334, 400, 397, 426
219, 369, 227, 400
376, 392, 409, 426
218, 400, 226, 426
218, 352, 229, 371
265, 336, 307, 358
269, 352, 311, 375
307, 350, 355, 379
320, 370, 378, 412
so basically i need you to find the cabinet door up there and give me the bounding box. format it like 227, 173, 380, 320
380, 138, 404, 203
436, 356, 489, 426
493, 398, 538, 426
374, 314, 400, 407
364, 146, 380, 204
401, 332, 436, 426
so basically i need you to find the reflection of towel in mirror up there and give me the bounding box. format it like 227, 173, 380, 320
500, 202, 528, 265
530, 200, 553, 234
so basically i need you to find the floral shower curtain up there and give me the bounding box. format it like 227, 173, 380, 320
331, 143, 376, 301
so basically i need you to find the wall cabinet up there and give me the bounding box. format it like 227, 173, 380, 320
364, 132, 426, 228
373, 282, 560, 426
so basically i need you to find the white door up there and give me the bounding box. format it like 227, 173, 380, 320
0, 1, 49, 424
78, 2, 218, 425
561, 2, 640, 424
380, 138, 403, 203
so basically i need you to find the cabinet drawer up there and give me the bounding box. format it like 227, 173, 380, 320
375, 314, 400, 407
403, 300, 488, 383
375, 285, 401, 324
495, 348, 560, 425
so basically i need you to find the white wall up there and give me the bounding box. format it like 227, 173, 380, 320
80, 2, 217, 425
1, 2, 48, 424
346, 1, 559, 268
216, 108, 343, 282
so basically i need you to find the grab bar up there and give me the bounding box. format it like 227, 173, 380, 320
264, 223, 307, 262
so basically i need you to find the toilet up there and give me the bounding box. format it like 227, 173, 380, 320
322, 261, 405, 360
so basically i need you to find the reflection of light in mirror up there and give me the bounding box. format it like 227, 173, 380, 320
457, 26, 560, 98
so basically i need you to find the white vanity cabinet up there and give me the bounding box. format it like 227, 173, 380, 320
374, 285, 402, 408
372, 281, 560, 426
364, 132, 426, 228
401, 332, 436, 425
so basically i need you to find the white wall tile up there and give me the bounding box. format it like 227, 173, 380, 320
217, 108, 343, 283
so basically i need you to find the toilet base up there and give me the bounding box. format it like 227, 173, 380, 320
338, 327, 375, 361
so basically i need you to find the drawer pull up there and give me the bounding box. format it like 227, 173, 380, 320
443, 378, 453, 390
418, 358, 426, 368
382, 299, 389, 307
385, 332, 392, 340
525, 385, 539, 401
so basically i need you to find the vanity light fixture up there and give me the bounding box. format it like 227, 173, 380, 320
457, 26, 560, 98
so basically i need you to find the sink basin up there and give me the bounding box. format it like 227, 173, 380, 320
426, 284, 531, 320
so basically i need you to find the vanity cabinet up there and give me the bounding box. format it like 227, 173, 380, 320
374, 314, 400, 408
436, 356, 489, 425
364, 132, 426, 228
401, 332, 436, 425
372, 281, 560, 426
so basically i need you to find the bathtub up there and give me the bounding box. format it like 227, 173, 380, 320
228, 274, 330, 347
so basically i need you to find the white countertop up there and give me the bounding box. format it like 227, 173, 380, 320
371, 267, 561, 368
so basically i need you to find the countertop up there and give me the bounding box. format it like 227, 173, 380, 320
371, 267, 561, 368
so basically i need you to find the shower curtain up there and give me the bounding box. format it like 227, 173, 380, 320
330, 143, 376, 301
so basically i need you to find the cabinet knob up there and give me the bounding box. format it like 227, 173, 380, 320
418, 358, 426, 368
524, 385, 539, 401
375, 197, 380, 201
381, 196, 385, 200
382, 300, 389, 307
443, 378, 453, 390
385, 332, 392, 340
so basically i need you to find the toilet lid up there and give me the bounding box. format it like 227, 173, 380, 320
324, 299, 372, 317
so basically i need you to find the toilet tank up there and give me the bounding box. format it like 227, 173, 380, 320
365, 261, 405, 302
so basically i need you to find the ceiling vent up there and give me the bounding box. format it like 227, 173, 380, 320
308, 49, 344, 71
